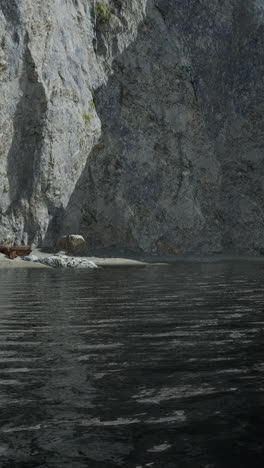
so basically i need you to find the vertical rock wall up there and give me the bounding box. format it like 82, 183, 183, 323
0, 0, 264, 254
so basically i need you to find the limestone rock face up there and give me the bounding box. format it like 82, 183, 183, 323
0, 1, 264, 254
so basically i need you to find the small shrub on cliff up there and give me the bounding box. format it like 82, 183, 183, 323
96, 2, 112, 24
82, 113, 91, 123
89, 98, 96, 110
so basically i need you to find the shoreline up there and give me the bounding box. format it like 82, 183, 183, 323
1, 248, 264, 269
0, 249, 148, 269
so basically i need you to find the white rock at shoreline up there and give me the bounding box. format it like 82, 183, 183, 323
39, 255, 98, 269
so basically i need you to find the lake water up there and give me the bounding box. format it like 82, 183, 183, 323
0, 262, 264, 467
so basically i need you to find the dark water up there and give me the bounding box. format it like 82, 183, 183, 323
0, 263, 264, 468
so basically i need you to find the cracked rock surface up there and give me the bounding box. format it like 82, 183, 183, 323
0, 0, 264, 254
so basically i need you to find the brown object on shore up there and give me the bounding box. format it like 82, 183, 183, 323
0, 245, 32, 259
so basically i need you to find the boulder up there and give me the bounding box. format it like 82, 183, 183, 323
56, 235, 86, 254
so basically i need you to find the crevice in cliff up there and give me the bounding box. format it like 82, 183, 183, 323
173, 133, 185, 203
6, 31, 48, 243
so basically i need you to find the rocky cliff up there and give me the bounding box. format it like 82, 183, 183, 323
0, 0, 264, 254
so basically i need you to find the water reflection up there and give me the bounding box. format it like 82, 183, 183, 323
0, 263, 264, 467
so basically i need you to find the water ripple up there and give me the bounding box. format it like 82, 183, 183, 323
0, 263, 264, 467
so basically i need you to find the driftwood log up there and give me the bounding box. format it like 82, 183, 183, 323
0, 245, 32, 259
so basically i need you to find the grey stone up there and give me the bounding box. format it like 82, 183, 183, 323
56, 235, 86, 254
21, 255, 39, 262
0, 1, 264, 254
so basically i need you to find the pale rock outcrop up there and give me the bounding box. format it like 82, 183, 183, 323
0, 1, 264, 254
39, 255, 98, 269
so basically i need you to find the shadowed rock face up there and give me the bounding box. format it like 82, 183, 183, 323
0, 0, 264, 253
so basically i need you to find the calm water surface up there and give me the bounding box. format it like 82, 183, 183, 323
0, 263, 264, 467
